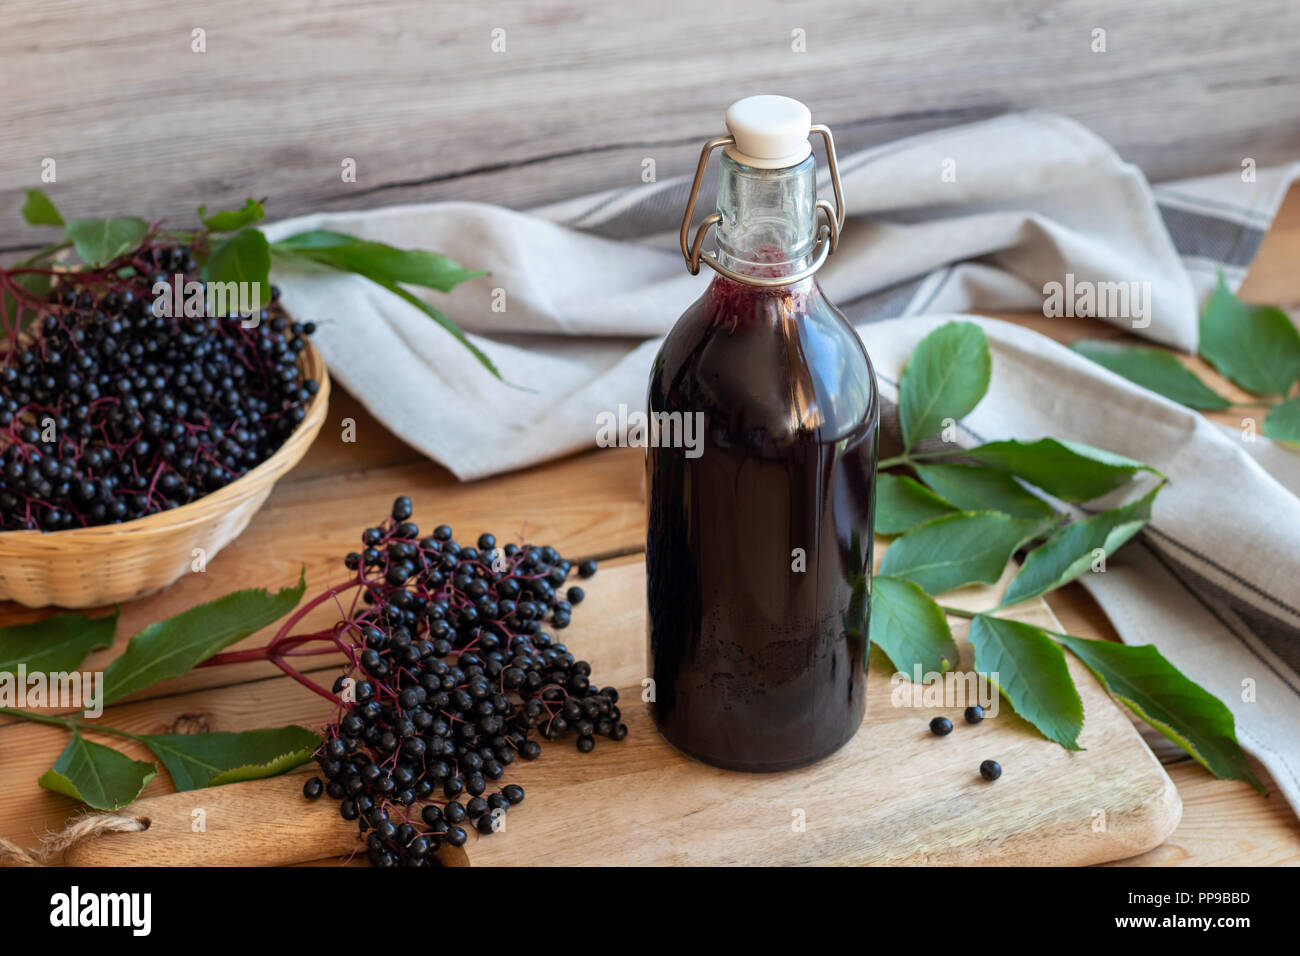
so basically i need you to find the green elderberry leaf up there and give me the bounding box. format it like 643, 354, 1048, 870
1056, 633, 1263, 791
273, 230, 485, 292
967, 438, 1159, 503
969, 615, 1083, 750
868, 575, 958, 675
1198, 275, 1300, 397
1262, 394, 1300, 445
101, 571, 305, 705
913, 463, 1055, 519
138, 725, 321, 791
897, 321, 991, 451
38, 733, 157, 810
64, 217, 149, 268
21, 189, 64, 227
201, 227, 272, 310
0, 609, 118, 676
874, 473, 958, 535
1000, 486, 1160, 607
879, 511, 1046, 594
1071, 339, 1231, 411
199, 198, 266, 232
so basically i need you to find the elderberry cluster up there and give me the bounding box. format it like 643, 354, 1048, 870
0, 244, 317, 531
304, 497, 620, 867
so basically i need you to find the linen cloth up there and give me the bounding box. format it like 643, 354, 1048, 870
267, 112, 1300, 816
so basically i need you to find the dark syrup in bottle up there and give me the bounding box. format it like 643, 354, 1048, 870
646, 108, 879, 770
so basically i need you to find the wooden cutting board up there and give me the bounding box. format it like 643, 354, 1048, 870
66, 554, 1180, 866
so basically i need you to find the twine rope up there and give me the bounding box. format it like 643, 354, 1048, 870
0, 812, 147, 866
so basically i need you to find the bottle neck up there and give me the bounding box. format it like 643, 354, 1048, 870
714, 153, 817, 281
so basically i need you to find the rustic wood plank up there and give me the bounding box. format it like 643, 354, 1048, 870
46, 556, 1180, 866
1106, 762, 1300, 866
1238, 186, 1300, 307
3, 0, 1299, 247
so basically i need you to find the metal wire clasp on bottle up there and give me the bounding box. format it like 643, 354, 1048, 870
678, 125, 846, 288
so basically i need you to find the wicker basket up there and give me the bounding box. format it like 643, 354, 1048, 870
0, 344, 330, 608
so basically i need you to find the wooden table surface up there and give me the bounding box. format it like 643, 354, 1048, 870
1, 189, 1298, 867
5, 0, 1300, 246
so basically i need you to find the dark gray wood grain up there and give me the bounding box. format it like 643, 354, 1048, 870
2, 0, 1298, 248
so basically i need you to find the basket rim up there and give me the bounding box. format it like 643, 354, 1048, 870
0, 341, 330, 543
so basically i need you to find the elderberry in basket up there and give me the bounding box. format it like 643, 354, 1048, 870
307, 497, 623, 867
0, 244, 317, 531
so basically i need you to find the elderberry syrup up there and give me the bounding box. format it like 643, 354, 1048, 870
646, 97, 878, 771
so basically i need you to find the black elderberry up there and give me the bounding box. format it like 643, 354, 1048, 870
304, 506, 630, 866
964, 705, 985, 724
401, 737, 426, 760
444, 825, 468, 847
930, 716, 954, 736
303, 777, 324, 800
341, 713, 365, 736
578, 559, 598, 578
980, 759, 1002, 781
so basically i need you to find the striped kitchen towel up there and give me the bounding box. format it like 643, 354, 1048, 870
269, 111, 1300, 815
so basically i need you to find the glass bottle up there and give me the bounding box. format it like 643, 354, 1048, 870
645, 96, 879, 772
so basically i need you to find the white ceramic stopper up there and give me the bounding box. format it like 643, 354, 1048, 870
723, 95, 813, 169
